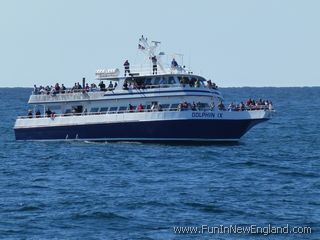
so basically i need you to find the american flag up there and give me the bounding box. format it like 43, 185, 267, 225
138, 44, 145, 50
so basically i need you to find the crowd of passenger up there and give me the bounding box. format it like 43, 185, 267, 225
33, 78, 217, 95
26, 98, 273, 119
227, 98, 273, 111
32, 81, 118, 95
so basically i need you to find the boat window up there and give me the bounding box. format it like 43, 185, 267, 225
198, 77, 206, 85
145, 77, 152, 86
135, 77, 146, 88
194, 102, 208, 110
199, 103, 209, 110
65, 109, 72, 116
178, 76, 190, 85
119, 106, 127, 112
90, 107, 99, 113
152, 77, 161, 85
47, 105, 61, 111
168, 76, 175, 84
159, 77, 167, 85
100, 107, 108, 113
161, 104, 170, 110
108, 107, 118, 113
170, 104, 179, 111
190, 77, 197, 83
72, 105, 83, 114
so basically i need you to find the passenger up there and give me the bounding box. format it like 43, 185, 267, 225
55, 83, 61, 93
61, 84, 66, 93
107, 81, 114, 91
158, 104, 162, 111
71, 83, 76, 92
85, 83, 90, 92
171, 58, 178, 69
28, 110, 33, 118
228, 102, 235, 111
50, 87, 56, 96
77, 82, 82, 89
137, 104, 144, 112
39, 87, 47, 95
207, 80, 212, 88
45, 85, 51, 94
180, 76, 189, 87
45, 109, 52, 117
123, 80, 128, 90
191, 102, 197, 111
35, 109, 41, 118
33, 85, 39, 95
182, 101, 188, 110
195, 78, 200, 88
239, 102, 245, 111
218, 101, 225, 111
210, 102, 215, 111
196, 102, 202, 110
151, 103, 157, 111
99, 81, 106, 91
246, 98, 252, 106
189, 78, 195, 87
124, 60, 130, 76
128, 104, 134, 112
91, 83, 98, 91
212, 83, 218, 89
269, 101, 273, 111
152, 56, 157, 75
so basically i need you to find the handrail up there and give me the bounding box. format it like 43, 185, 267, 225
97, 64, 190, 79
31, 83, 218, 97
17, 106, 272, 119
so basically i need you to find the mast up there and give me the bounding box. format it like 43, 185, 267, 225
138, 35, 166, 73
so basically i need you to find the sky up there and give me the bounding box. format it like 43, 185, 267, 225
0, 0, 319, 87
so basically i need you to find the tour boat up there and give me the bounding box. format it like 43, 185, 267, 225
14, 36, 273, 142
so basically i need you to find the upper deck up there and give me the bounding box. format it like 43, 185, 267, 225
29, 36, 221, 104
29, 73, 221, 104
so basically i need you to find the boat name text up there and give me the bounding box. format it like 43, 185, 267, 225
192, 112, 223, 118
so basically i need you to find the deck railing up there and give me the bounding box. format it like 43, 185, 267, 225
29, 83, 219, 104
18, 105, 272, 120
96, 65, 191, 80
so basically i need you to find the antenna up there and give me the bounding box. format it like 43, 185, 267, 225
138, 35, 165, 72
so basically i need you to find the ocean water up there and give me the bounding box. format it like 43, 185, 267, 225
0, 87, 319, 240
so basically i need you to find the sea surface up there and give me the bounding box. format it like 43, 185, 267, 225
0, 87, 319, 240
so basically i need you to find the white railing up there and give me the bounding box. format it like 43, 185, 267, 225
17, 106, 272, 120
29, 91, 105, 103
96, 64, 190, 79
29, 83, 219, 103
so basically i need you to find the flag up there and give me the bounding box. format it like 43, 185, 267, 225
138, 44, 145, 50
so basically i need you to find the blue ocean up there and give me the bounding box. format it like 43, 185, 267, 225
0, 87, 319, 239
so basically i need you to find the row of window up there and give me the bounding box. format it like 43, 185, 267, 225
64, 102, 210, 115
125, 75, 206, 86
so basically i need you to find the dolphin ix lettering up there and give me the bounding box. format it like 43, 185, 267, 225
192, 112, 223, 118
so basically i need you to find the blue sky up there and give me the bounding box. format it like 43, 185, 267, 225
0, 0, 319, 87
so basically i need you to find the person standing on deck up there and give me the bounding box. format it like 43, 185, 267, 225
124, 60, 130, 76
152, 56, 157, 75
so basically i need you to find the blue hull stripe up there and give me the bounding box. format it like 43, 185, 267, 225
104, 89, 219, 97
14, 119, 267, 141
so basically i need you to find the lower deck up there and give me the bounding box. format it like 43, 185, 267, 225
14, 110, 271, 141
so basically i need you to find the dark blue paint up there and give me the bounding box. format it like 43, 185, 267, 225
104, 89, 219, 97
15, 119, 266, 141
